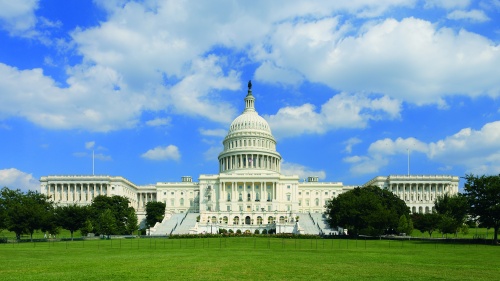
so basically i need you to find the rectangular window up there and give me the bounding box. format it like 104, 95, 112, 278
227, 206, 230, 211
287, 185, 290, 189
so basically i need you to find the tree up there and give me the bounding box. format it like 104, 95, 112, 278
145, 201, 166, 228
412, 213, 440, 237
434, 193, 468, 237
55, 205, 89, 240
0, 187, 53, 241
463, 174, 500, 244
397, 215, 413, 236
90, 195, 137, 235
325, 186, 410, 236
96, 209, 116, 238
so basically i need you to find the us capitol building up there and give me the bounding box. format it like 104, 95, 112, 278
40, 82, 459, 235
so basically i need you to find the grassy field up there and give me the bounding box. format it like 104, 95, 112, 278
0, 237, 498, 280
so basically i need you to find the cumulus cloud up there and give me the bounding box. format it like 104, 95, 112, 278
447, 9, 490, 22
141, 145, 180, 161
344, 121, 500, 175
343, 137, 362, 153
146, 117, 171, 127
199, 128, 227, 138
281, 161, 326, 180
424, 0, 471, 9
2, 1, 499, 134
0, 0, 39, 36
203, 146, 222, 162
266, 92, 401, 139
0, 168, 39, 192
259, 17, 500, 106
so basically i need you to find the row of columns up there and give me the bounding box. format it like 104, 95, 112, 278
390, 183, 449, 192
137, 192, 156, 210
46, 183, 109, 202
390, 183, 450, 202
225, 138, 275, 151
219, 154, 280, 172
219, 181, 278, 204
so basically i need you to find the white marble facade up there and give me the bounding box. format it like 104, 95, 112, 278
40, 83, 459, 231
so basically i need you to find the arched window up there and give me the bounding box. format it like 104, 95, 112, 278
268, 216, 274, 224
223, 216, 228, 224
211, 216, 217, 223
233, 216, 240, 225
257, 216, 263, 225
279, 216, 285, 224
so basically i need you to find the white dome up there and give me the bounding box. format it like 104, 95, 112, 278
218, 81, 281, 174
228, 111, 272, 136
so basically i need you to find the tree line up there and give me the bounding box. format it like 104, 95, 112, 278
325, 174, 500, 244
0, 187, 138, 241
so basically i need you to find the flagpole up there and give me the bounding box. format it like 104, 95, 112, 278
407, 148, 410, 176
92, 150, 95, 176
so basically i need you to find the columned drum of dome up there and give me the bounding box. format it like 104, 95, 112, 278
218, 81, 281, 174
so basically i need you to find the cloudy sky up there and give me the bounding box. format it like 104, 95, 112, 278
1, 0, 499, 192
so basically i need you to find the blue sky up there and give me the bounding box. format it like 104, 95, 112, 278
1, 0, 500, 192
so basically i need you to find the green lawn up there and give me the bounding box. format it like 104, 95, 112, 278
0, 237, 498, 280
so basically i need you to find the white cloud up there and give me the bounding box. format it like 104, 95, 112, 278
2, 1, 499, 133
141, 145, 180, 161
424, 0, 471, 9
0, 0, 39, 36
85, 141, 95, 150
427, 121, 500, 174
259, 17, 500, 106
199, 128, 227, 138
343, 137, 362, 153
0, 168, 39, 192
254, 61, 303, 86
447, 9, 490, 22
281, 161, 326, 180
345, 121, 500, 175
266, 92, 401, 139
203, 146, 222, 162
146, 117, 171, 127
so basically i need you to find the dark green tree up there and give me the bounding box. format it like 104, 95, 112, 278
145, 201, 166, 228
325, 186, 410, 236
434, 193, 468, 237
90, 195, 137, 235
463, 174, 500, 244
96, 209, 116, 238
0, 187, 53, 241
412, 212, 440, 237
397, 215, 413, 235
55, 205, 89, 240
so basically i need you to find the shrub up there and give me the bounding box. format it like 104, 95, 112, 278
254, 229, 260, 235
262, 229, 268, 234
